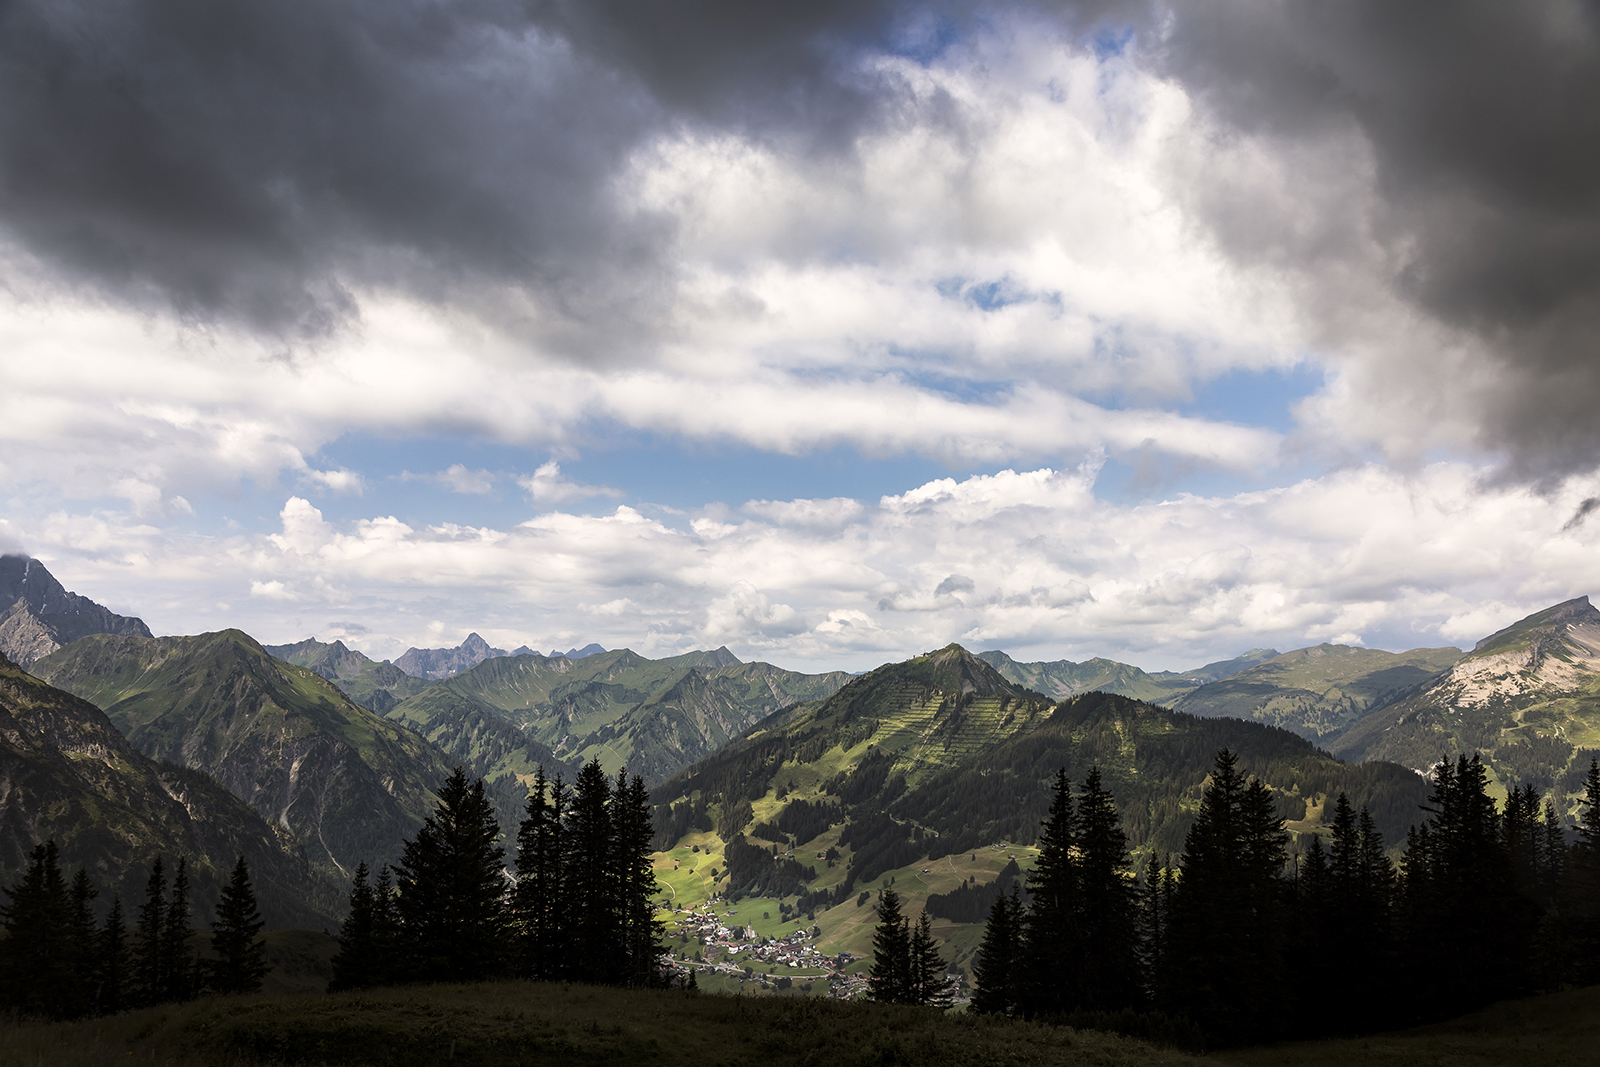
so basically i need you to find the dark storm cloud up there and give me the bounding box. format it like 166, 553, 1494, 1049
1140, 0, 1600, 480
0, 0, 671, 341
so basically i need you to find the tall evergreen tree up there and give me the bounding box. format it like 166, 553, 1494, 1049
971, 885, 1024, 1016
1021, 767, 1078, 1017
564, 759, 618, 984
206, 857, 268, 995
1073, 767, 1141, 1012
65, 867, 100, 1018
868, 887, 912, 1005
1562, 758, 1600, 983
162, 858, 196, 1003
98, 897, 130, 1015
330, 862, 377, 991
0, 840, 73, 1017
393, 767, 509, 983
513, 767, 566, 980
132, 856, 166, 1006
1136, 855, 1175, 1001
1160, 750, 1291, 1045
908, 911, 953, 1009
612, 769, 666, 987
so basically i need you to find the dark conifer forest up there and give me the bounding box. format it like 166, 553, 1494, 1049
330, 762, 666, 992
0, 846, 268, 1018
948, 750, 1600, 1047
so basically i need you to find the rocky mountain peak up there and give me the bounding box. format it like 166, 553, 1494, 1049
0, 554, 152, 666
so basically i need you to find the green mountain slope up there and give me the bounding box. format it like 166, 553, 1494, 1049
977, 647, 1279, 704
386, 647, 852, 786
1332, 597, 1600, 797
647, 644, 1431, 977
0, 652, 339, 926
32, 630, 461, 878
1171, 643, 1462, 741
264, 637, 432, 713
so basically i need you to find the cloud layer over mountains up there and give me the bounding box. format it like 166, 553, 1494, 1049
2, 1, 1599, 665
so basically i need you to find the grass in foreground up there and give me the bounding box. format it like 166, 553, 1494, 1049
4, 981, 1598, 1067
0, 982, 1197, 1067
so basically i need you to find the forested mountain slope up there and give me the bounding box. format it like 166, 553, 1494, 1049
385, 646, 851, 785
645, 644, 1433, 981
1171, 643, 1462, 741
977, 647, 1277, 704
32, 630, 462, 878
0, 651, 338, 926
1333, 596, 1600, 800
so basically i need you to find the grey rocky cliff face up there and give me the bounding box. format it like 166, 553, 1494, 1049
0, 555, 152, 666
394, 631, 509, 679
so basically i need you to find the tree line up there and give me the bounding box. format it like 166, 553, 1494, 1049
331, 761, 666, 991
0, 845, 268, 1019
953, 750, 1600, 1047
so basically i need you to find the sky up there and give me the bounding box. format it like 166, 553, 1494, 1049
3, 1, 1600, 673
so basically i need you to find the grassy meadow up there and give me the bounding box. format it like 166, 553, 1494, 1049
4, 979, 1599, 1067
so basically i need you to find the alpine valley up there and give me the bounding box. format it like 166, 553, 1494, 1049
7, 551, 1600, 999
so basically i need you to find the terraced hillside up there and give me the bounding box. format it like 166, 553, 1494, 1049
0, 651, 339, 926
1333, 597, 1600, 802
32, 630, 463, 878
647, 645, 1432, 983
385, 647, 852, 785
978, 647, 1278, 704
1171, 643, 1462, 741
264, 637, 431, 713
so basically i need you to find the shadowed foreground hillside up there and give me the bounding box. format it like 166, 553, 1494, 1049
2, 980, 1598, 1067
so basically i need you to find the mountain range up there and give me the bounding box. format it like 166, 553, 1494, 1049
32, 630, 461, 880
0, 648, 340, 925
0, 554, 151, 667
9, 550, 1600, 955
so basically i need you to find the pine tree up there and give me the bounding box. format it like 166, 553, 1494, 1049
1074, 767, 1140, 1012
564, 759, 617, 984
371, 865, 399, 985
162, 858, 195, 1003
0, 840, 73, 1017
1020, 767, 1078, 1017
1135, 855, 1174, 1000
206, 857, 268, 995
908, 911, 953, 1009
98, 897, 130, 1015
393, 767, 509, 983
63, 867, 100, 1018
330, 862, 377, 991
868, 887, 911, 1004
971, 885, 1024, 1015
132, 856, 166, 1006
1160, 750, 1291, 1045
513, 767, 566, 980
612, 770, 665, 987
1563, 758, 1600, 983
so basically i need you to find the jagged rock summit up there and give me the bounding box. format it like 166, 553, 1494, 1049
394, 632, 507, 679
0, 554, 151, 666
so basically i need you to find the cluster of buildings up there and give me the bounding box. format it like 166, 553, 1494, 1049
664, 904, 870, 999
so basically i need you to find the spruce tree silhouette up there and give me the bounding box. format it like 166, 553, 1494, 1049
393, 767, 508, 983
971, 885, 1024, 1015
330, 862, 377, 991
1074, 767, 1140, 1013
1160, 750, 1290, 1045
612, 769, 666, 987
564, 760, 618, 984
868, 887, 911, 1004
132, 857, 166, 1006
909, 911, 953, 1009
0, 840, 72, 1017
1021, 768, 1078, 1017
206, 857, 268, 995
513, 766, 567, 981
97, 897, 130, 1015
162, 858, 195, 1003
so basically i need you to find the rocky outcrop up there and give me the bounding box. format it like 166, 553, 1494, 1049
0, 555, 151, 666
